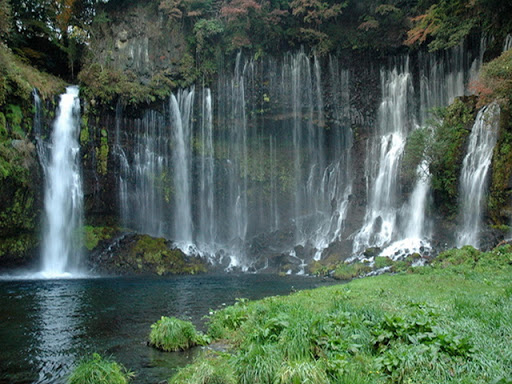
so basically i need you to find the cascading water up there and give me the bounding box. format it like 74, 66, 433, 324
308, 57, 353, 260
130, 110, 170, 237
114, 101, 130, 228
418, 40, 485, 126
171, 88, 195, 249
216, 53, 249, 267
504, 34, 512, 52
374, 40, 486, 259
40, 86, 83, 278
456, 103, 500, 248
197, 88, 216, 252
287, 52, 326, 245
112, 43, 491, 270
381, 160, 432, 259
353, 59, 414, 254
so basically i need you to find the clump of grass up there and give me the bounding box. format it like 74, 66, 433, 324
149, 316, 207, 352
68, 353, 134, 384
169, 352, 236, 384
234, 343, 282, 384
276, 360, 328, 384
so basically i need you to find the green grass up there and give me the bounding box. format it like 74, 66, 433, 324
149, 316, 208, 352
169, 352, 236, 384
68, 353, 134, 384
170, 245, 512, 383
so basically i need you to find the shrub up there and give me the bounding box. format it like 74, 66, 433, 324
149, 316, 207, 352
68, 353, 133, 384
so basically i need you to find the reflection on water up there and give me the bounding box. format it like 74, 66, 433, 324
35, 282, 81, 383
0, 274, 334, 384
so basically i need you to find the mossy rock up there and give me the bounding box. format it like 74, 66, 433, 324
90, 233, 208, 276
129, 235, 207, 275
333, 261, 371, 280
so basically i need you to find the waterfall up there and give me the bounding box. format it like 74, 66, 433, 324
197, 88, 215, 252
381, 160, 432, 259
309, 57, 353, 260
40, 86, 83, 278
287, 51, 327, 245
110, 45, 492, 270
216, 53, 249, 267
418, 41, 485, 126
457, 103, 500, 248
131, 111, 170, 237
114, 101, 130, 229
171, 88, 195, 249
504, 34, 512, 52
353, 59, 414, 254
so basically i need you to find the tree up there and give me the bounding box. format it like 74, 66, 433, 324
289, 0, 347, 54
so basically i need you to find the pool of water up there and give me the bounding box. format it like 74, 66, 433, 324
0, 274, 335, 384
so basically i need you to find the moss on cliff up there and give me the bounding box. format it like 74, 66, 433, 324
96, 128, 109, 175
0, 138, 40, 264
83, 225, 118, 251
488, 106, 512, 226
428, 97, 477, 217
0, 233, 38, 264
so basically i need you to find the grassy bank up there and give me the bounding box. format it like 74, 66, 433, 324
167, 245, 512, 384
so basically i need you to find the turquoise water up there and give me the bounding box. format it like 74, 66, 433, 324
0, 274, 334, 383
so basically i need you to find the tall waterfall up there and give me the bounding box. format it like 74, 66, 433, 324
457, 103, 500, 248
171, 89, 195, 249
353, 59, 414, 254
216, 53, 249, 266
40, 86, 83, 278
197, 88, 215, 252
